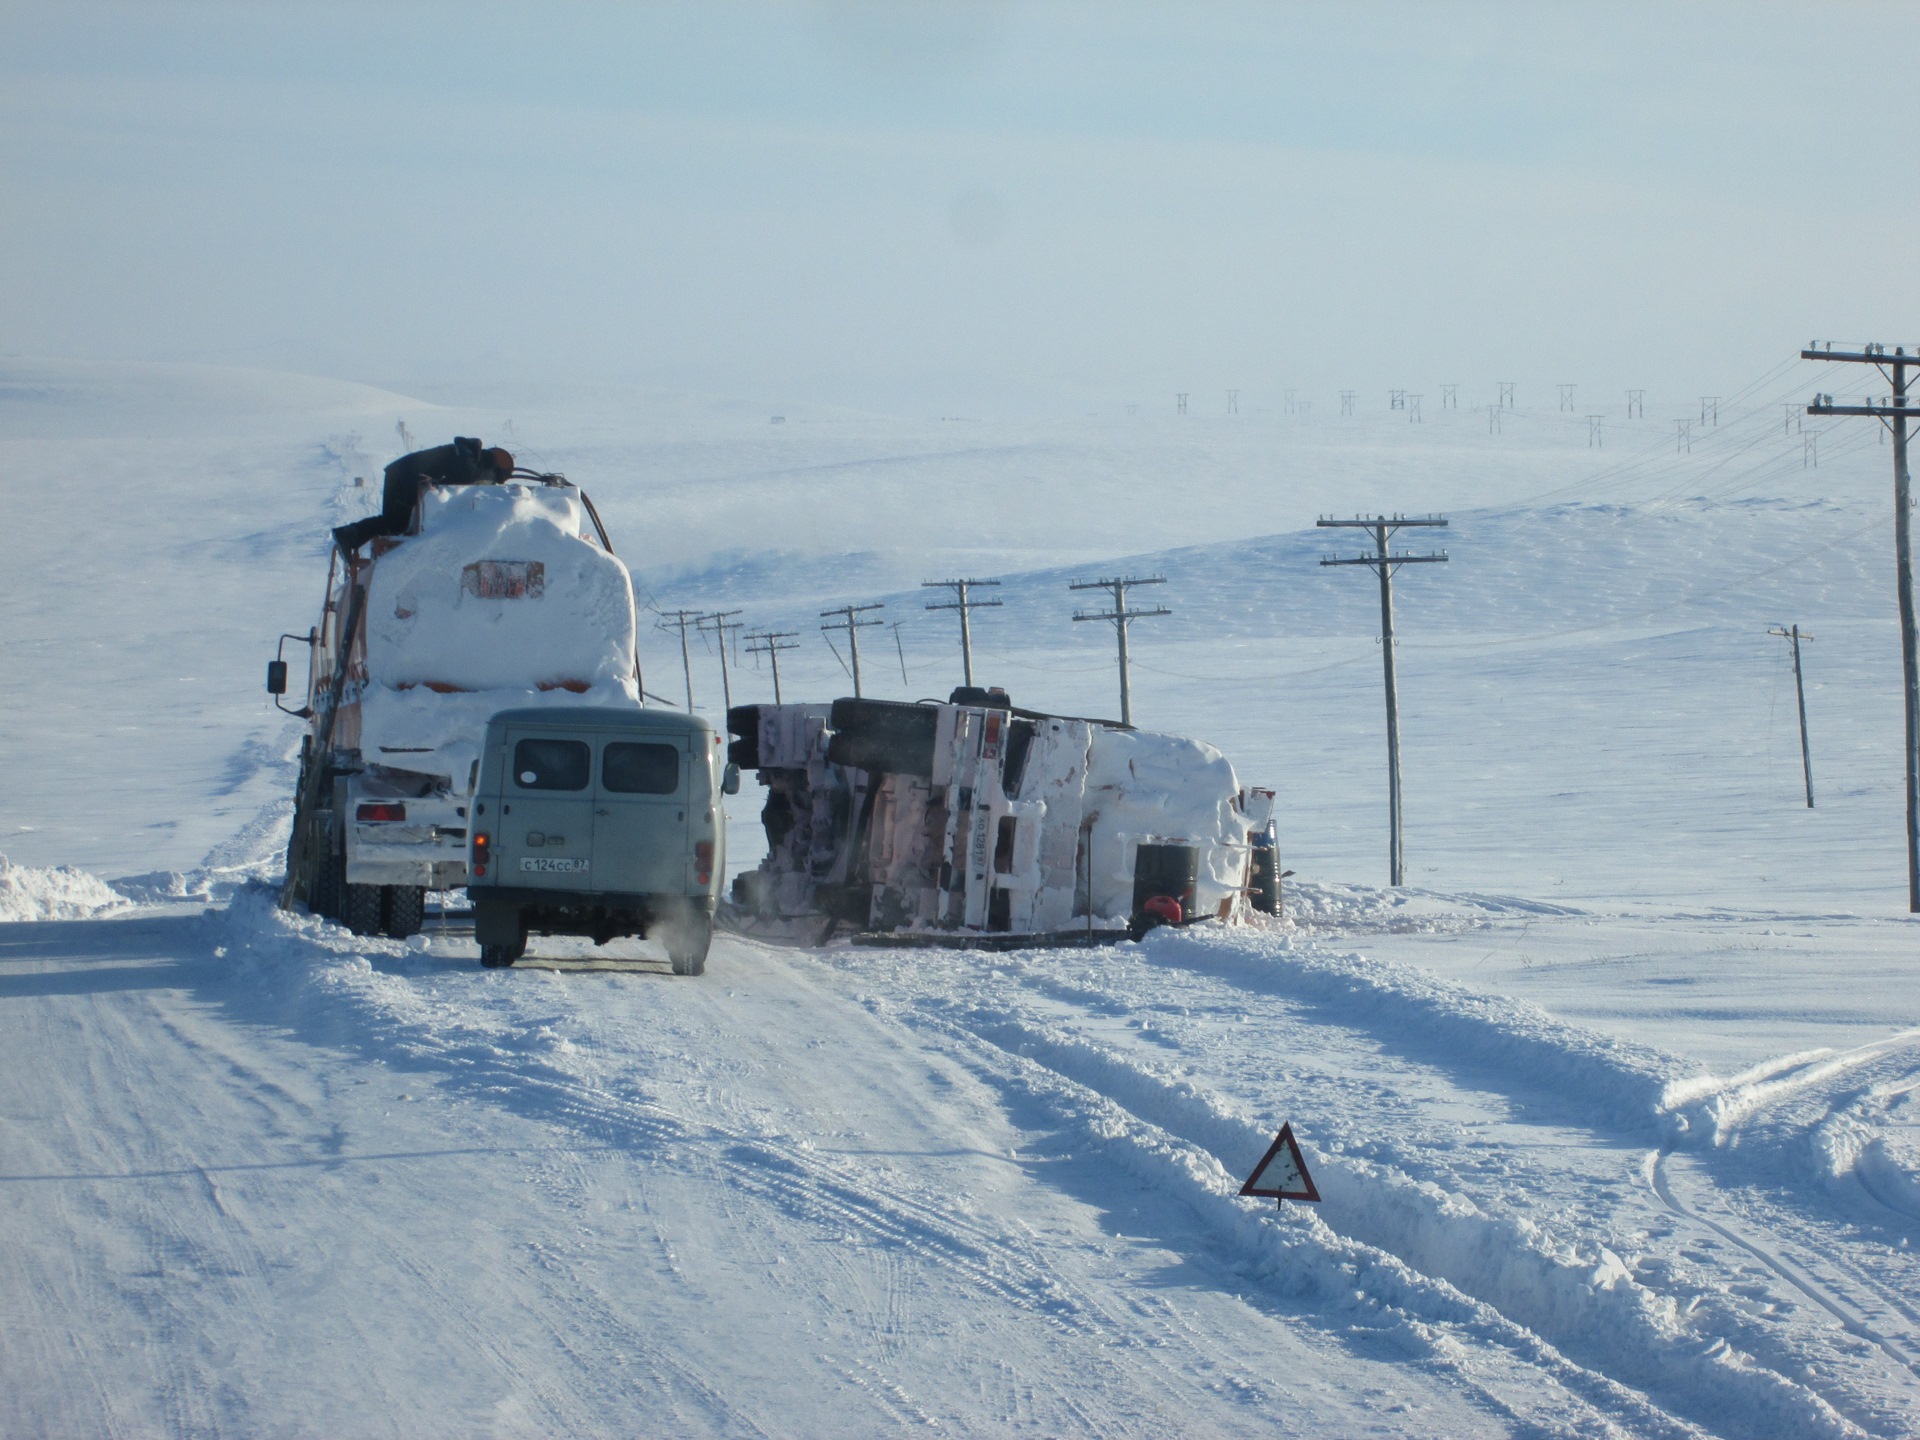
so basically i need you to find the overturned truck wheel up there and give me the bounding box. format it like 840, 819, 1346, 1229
827, 698, 938, 777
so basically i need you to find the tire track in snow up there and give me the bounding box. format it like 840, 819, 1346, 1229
1647, 1147, 1920, 1376
929, 1003, 1878, 1440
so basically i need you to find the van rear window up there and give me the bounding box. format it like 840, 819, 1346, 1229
603, 741, 681, 795
513, 738, 590, 791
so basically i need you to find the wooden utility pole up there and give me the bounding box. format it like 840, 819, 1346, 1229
1070, 576, 1170, 727
655, 609, 703, 711
922, 578, 1002, 687
1768, 625, 1816, 808
1318, 515, 1450, 886
1805, 342, 1920, 907
745, 630, 799, 704
819, 603, 884, 697
696, 610, 743, 713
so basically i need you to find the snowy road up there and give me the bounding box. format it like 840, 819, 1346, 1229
5, 880, 1917, 1438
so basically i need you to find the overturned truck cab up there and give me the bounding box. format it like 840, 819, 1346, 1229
723, 688, 1279, 948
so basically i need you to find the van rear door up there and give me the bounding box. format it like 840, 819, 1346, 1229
592, 734, 689, 895
497, 729, 598, 888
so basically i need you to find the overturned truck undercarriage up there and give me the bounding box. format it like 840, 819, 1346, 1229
722, 688, 1279, 948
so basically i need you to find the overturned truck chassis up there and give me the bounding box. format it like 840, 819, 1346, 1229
724, 691, 1279, 947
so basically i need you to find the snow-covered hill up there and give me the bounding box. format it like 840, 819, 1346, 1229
3, 358, 1918, 1437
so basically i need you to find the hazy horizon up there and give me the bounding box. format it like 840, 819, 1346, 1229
4, 1, 1916, 416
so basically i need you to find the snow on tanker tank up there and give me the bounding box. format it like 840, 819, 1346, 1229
270, 444, 643, 938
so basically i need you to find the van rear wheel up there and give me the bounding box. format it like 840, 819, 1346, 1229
665, 911, 712, 976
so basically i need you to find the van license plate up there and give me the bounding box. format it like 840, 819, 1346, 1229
521, 857, 590, 873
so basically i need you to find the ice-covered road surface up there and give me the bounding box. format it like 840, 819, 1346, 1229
5, 876, 1919, 1438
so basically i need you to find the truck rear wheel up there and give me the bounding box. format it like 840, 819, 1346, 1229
480, 938, 523, 968
382, 884, 425, 939
343, 882, 383, 937
310, 842, 343, 922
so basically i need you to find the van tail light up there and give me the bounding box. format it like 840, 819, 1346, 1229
694, 839, 713, 886
357, 802, 406, 823
471, 831, 490, 878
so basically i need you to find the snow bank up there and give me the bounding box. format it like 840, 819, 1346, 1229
365, 483, 637, 694
0, 854, 131, 921
1150, 925, 1708, 1138
936, 1003, 1864, 1440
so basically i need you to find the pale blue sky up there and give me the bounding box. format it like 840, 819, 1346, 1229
3, 1, 1914, 412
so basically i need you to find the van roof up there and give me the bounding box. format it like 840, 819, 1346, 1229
487, 706, 716, 738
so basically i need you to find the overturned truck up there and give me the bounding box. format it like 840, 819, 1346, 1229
724, 689, 1279, 947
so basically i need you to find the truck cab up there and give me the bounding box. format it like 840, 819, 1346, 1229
467, 707, 737, 972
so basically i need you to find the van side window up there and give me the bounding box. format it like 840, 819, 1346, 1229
513, 738, 590, 791
603, 742, 680, 795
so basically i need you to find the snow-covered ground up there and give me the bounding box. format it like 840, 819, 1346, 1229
3, 357, 1918, 1437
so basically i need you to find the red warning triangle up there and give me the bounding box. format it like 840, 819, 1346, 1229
1239, 1122, 1320, 1203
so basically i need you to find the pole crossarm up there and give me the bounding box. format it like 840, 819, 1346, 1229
1808, 402, 1908, 418
1072, 606, 1173, 622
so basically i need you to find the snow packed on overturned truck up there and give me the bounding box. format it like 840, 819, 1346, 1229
723, 686, 1280, 948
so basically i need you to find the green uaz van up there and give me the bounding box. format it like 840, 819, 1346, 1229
467, 707, 737, 972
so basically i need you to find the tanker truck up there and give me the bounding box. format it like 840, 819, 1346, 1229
269, 442, 644, 937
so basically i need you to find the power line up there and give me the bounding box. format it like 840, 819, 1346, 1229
922, 578, 1003, 688
1070, 575, 1170, 727
654, 609, 703, 712
744, 630, 799, 705
819, 602, 885, 698
1318, 514, 1450, 888
1804, 340, 1920, 909
695, 610, 743, 713
1767, 624, 1816, 809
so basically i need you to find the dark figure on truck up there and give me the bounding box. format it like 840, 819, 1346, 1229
332, 437, 515, 554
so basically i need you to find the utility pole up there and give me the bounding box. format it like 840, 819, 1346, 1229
1284, 388, 1297, 414
1587, 415, 1603, 448
1318, 515, 1450, 887
696, 609, 743, 713
1805, 341, 1920, 908
745, 630, 799, 705
1340, 390, 1356, 416
1488, 406, 1502, 435
819, 602, 884, 698
1389, 389, 1405, 411
1700, 396, 1720, 426
1070, 576, 1170, 727
1498, 382, 1515, 409
655, 609, 703, 711
1176, 392, 1188, 416
922, 578, 1002, 688
1768, 625, 1816, 809
1677, 420, 1692, 454
1558, 384, 1576, 411
1407, 394, 1423, 423
1226, 389, 1239, 415
1627, 389, 1645, 419
1441, 384, 1457, 410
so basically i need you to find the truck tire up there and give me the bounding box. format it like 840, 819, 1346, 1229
663, 910, 712, 976
383, 884, 425, 939
726, 704, 761, 768
343, 882, 384, 937
827, 698, 938, 778
310, 842, 343, 922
